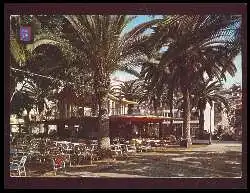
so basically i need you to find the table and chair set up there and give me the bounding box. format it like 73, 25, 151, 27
9, 137, 176, 176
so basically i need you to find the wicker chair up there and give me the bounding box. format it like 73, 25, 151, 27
10, 156, 27, 176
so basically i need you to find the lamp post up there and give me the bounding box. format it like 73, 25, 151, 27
209, 103, 212, 145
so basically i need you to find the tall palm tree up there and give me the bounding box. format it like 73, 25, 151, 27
193, 79, 229, 143
137, 17, 185, 125
10, 16, 92, 136
28, 15, 157, 152
63, 15, 151, 151
141, 15, 241, 147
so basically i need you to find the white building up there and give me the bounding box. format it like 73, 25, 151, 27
147, 102, 215, 136
203, 102, 215, 133
106, 93, 137, 116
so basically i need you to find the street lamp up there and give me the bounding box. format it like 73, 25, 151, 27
209, 103, 213, 145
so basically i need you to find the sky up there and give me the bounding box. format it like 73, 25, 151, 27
112, 15, 242, 88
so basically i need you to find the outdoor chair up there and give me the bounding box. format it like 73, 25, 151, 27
10, 155, 27, 176
70, 145, 81, 165
59, 152, 72, 167
28, 150, 43, 164
120, 144, 128, 153
111, 145, 123, 159
142, 144, 151, 152
119, 145, 129, 159
73, 145, 86, 162
52, 155, 66, 176
89, 147, 100, 163
76, 149, 90, 165
140, 141, 151, 151
73, 145, 95, 165
126, 145, 137, 153
119, 138, 126, 144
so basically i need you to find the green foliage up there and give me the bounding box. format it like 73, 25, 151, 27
11, 91, 34, 116
9, 15, 241, 147
193, 79, 229, 111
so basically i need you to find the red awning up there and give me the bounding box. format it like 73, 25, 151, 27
109, 115, 182, 123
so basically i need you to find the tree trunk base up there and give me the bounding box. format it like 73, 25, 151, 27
180, 138, 192, 148
99, 137, 111, 150
97, 137, 112, 159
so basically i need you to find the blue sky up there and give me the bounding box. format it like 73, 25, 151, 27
113, 15, 242, 88
222, 54, 242, 88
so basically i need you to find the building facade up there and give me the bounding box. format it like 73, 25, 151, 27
214, 84, 242, 140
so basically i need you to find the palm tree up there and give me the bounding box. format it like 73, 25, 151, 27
10, 15, 65, 106
11, 90, 34, 119
141, 15, 241, 147
63, 15, 150, 151
10, 16, 50, 125
139, 41, 181, 128
140, 55, 167, 116
193, 79, 229, 144
10, 15, 33, 102
28, 15, 157, 153
110, 79, 143, 114
10, 15, 99, 136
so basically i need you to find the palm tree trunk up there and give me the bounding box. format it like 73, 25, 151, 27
91, 98, 98, 116
97, 96, 110, 149
169, 88, 174, 133
93, 70, 111, 155
59, 101, 63, 119
199, 107, 204, 138
57, 123, 64, 139
182, 87, 192, 148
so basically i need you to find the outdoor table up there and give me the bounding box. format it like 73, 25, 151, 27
54, 141, 70, 145
16, 150, 28, 155
19, 144, 28, 150
72, 143, 80, 146
49, 146, 58, 150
